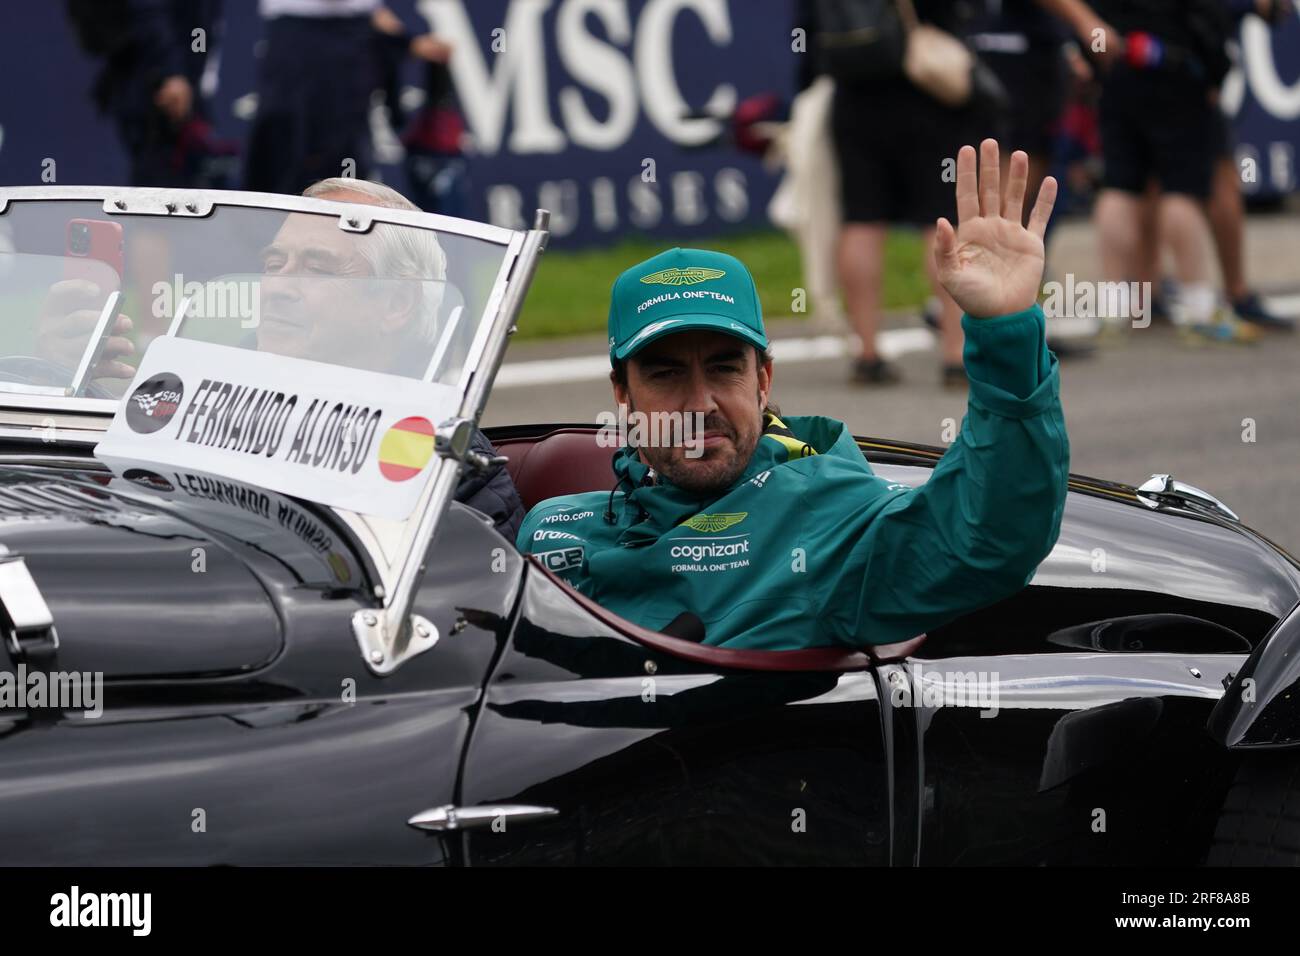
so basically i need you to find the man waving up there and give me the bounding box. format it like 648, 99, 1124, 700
517, 140, 1069, 650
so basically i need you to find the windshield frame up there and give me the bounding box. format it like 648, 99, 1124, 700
0, 184, 549, 675
0, 185, 520, 425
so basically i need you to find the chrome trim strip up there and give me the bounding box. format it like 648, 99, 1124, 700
0, 382, 69, 398
0, 393, 117, 418
0, 186, 517, 244
0, 549, 59, 659
456, 232, 526, 390
407, 803, 560, 832
0, 426, 107, 447
69, 291, 120, 398
1136, 473, 1240, 522
165, 294, 193, 338
348, 215, 549, 674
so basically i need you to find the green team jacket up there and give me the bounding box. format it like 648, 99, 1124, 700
516, 305, 1070, 650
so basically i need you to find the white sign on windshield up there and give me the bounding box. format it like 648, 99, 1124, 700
96, 337, 460, 520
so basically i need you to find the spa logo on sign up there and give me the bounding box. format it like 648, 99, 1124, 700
125, 373, 184, 434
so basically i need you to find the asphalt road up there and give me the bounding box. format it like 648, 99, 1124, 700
484, 316, 1300, 553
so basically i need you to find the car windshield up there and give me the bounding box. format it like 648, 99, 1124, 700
0, 197, 511, 399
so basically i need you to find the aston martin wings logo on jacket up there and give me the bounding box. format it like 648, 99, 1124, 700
681, 512, 747, 533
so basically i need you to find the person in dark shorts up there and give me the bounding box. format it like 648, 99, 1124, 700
821, 0, 986, 388
1088, 0, 1255, 340
65, 0, 228, 188
965, 1, 1108, 352
242, 2, 379, 195
968, 1, 1081, 225
1203, 0, 1293, 330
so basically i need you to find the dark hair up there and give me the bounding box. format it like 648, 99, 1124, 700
610, 343, 779, 417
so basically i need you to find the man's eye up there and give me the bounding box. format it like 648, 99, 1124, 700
650, 369, 678, 380
713, 365, 740, 374
263, 258, 285, 272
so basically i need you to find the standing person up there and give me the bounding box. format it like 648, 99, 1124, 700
66, 0, 226, 188
966, 0, 1117, 351
976, 1, 1119, 228
822, 0, 990, 388
370, 6, 464, 216
1201, 0, 1293, 330
1087, 0, 1256, 341
242, 0, 380, 195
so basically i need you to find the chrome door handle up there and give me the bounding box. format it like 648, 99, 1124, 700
407, 803, 559, 832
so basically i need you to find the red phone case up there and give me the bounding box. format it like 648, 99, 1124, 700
64, 218, 125, 288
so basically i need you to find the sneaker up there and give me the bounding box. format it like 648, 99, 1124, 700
1179, 312, 1262, 345
920, 298, 941, 332
1045, 336, 1097, 359
941, 364, 967, 390
851, 357, 902, 385
1096, 317, 1130, 345
1148, 294, 1174, 326
1232, 292, 1295, 331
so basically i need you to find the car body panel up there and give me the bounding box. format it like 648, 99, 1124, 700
0, 483, 520, 864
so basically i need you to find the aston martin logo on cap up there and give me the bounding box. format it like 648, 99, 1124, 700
681, 512, 747, 533
640, 267, 726, 286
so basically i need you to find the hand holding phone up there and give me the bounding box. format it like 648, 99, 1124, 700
35, 279, 136, 380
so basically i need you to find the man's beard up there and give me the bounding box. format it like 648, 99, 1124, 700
632, 404, 761, 498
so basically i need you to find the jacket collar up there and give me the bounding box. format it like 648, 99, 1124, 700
608, 413, 849, 545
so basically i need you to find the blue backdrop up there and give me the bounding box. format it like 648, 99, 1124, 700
0, 1, 1296, 249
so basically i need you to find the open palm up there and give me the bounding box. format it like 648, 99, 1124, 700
935, 140, 1057, 319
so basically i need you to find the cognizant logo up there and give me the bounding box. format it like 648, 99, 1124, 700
669, 536, 750, 560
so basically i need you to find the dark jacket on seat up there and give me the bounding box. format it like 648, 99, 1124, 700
457, 428, 525, 542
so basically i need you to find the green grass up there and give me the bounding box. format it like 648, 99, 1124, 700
515, 228, 931, 341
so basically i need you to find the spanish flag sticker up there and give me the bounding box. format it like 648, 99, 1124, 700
378, 416, 435, 482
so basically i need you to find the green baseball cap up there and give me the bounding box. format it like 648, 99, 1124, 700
608, 247, 768, 362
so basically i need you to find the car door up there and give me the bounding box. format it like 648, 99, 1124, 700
458, 564, 891, 865
897, 495, 1299, 866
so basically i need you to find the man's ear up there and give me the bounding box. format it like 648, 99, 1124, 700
757, 356, 773, 409
378, 280, 421, 333
610, 369, 629, 410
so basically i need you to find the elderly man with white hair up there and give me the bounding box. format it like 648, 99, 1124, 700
32, 177, 524, 539
277, 177, 523, 538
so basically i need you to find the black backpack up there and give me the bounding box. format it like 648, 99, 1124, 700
813, 0, 906, 83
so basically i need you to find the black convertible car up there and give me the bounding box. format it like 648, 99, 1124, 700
0, 187, 1297, 866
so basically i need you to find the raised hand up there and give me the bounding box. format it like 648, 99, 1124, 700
934, 139, 1057, 320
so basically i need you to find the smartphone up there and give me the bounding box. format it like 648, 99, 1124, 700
65, 218, 124, 286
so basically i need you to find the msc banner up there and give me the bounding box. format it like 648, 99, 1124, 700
0, 2, 1295, 243
96, 337, 460, 520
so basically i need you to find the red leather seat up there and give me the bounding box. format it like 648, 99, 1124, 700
494, 427, 619, 512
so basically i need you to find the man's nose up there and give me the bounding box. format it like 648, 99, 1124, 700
681, 366, 719, 415
261, 274, 302, 302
